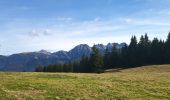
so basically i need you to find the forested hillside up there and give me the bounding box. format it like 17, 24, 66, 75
36, 32, 170, 73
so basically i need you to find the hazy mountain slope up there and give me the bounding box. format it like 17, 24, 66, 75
0, 43, 126, 72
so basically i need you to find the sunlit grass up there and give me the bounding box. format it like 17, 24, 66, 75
0, 65, 170, 100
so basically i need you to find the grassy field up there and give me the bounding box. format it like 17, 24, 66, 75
0, 65, 170, 100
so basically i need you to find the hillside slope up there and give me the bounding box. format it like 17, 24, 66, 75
0, 65, 170, 99
0, 43, 126, 72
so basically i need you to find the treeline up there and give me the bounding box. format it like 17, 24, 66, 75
35, 32, 170, 73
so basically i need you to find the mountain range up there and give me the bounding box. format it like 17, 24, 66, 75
0, 43, 126, 72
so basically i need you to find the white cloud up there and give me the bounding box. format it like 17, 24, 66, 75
1, 15, 170, 55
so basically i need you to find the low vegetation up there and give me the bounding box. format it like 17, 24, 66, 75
1, 65, 170, 99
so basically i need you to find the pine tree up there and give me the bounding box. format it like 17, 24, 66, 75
110, 45, 120, 68
150, 38, 160, 64
128, 35, 138, 66
104, 48, 112, 69
90, 46, 104, 73
165, 32, 170, 63
79, 55, 91, 72
137, 33, 151, 65
121, 44, 128, 67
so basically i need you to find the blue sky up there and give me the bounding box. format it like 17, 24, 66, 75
0, 0, 170, 55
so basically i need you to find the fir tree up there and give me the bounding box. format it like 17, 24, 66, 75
128, 35, 138, 66
165, 32, 170, 63
90, 46, 104, 73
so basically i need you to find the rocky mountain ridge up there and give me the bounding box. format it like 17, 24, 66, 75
0, 43, 126, 72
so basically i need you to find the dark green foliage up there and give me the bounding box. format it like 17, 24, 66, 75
104, 48, 112, 69
35, 66, 44, 72
79, 56, 92, 72
110, 45, 121, 68
90, 46, 104, 72
165, 32, 170, 63
127, 35, 138, 66
120, 44, 128, 67
150, 38, 164, 64
35, 32, 170, 73
137, 33, 151, 65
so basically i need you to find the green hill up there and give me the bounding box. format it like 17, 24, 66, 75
0, 65, 170, 100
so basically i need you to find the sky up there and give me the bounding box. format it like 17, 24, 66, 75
0, 0, 170, 55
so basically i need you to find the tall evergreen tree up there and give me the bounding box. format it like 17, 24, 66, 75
110, 45, 120, 68
128, 35, 138, 66
79, 55, 91, 72
120, 43, 128, 67
150, 38, 161, 64
104, 48, 112, 69
165, 32, 170, 63
137, 33, 151, 65
90, 46, 104, 72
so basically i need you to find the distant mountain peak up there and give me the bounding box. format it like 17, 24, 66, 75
74, 44, 89, 48
69, 44, 91, 60
38, 50, 51, 55
0, 42, 127, 72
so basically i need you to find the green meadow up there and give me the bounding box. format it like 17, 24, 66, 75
0, 65, 170, 100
